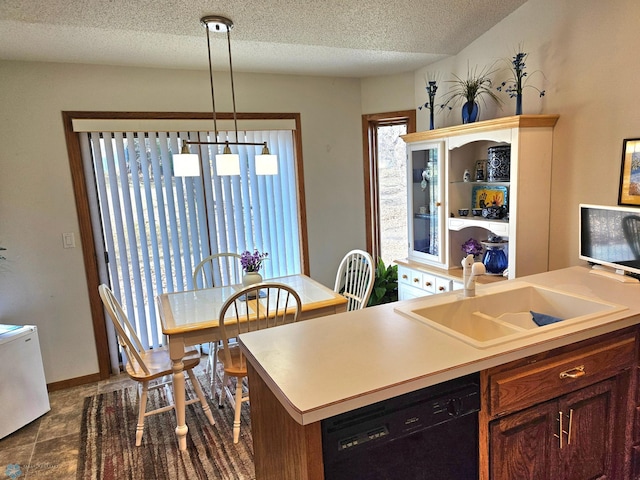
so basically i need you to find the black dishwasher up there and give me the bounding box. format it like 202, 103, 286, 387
321, 373, 480, 480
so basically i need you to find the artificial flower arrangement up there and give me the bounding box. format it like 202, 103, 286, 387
418, 75, 439, 130
240, 249, 268, 273
496, 47, 546, 115
461, 238, 483, 259
440, 63, 502, 122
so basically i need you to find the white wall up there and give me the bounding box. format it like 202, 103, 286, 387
0, 61, 365, 383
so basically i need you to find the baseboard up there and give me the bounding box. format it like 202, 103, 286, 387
47, 372, 103, 392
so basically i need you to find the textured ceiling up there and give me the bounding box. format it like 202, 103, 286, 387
0, 0, 526, 77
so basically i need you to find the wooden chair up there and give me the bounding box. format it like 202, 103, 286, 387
192, 252, 242, 290
98, 284, 214, 446
623, 215, 640, 259
217, 282, 301, 443
192, 253, 242, 392
333, 249, 375, 311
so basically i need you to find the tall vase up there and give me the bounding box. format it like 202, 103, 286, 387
429, 108, 435, 130
515, 92, 523, 115
461, 101, 479, 124
242, 271, 263, 287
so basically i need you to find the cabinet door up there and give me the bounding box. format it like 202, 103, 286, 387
559, 379, 616, 480
407, 141, 445, 266
490, 401, 558, 480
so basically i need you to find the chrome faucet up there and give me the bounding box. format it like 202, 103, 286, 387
462, 254, 486, 298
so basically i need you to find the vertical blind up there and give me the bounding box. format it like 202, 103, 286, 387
81, 128, 301, 371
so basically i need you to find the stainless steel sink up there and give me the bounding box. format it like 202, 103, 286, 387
394, 283, 627, 348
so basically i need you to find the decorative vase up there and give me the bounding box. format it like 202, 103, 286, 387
515, 92, 523, 115
461, 101, 479, 124
429, 109, 435, 130
242, 271, 263, 287
482, 242, 508, 275
487, 145, 511, 182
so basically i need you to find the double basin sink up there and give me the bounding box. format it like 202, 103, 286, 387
394, 282, 628, 348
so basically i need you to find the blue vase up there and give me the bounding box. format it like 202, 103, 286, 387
462, 101, 479, 123
515, 93, 523, 115
483, 246, 508, 275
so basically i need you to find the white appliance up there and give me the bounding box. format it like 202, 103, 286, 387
0, 324, 51, 439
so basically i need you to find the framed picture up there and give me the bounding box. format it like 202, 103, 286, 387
619, 138, 640, 206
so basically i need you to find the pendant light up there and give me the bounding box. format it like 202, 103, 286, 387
173, 15, 278, 177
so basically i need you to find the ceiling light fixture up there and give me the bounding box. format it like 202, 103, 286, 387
173, 15, 277, 177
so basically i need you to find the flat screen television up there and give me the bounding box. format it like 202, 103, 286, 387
579, 203, 640, 282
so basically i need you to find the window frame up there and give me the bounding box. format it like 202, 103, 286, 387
362, 110, 416, 261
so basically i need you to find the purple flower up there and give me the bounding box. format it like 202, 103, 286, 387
461, 238, 483, 258
240, 249, 268, 272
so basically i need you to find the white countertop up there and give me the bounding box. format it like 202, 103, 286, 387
239, 266, 640, 425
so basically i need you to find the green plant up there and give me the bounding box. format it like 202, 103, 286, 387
367, 258, 398, 307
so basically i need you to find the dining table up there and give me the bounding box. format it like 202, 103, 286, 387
156, 273, 348, 450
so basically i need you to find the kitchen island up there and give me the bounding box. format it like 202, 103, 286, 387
239, 266, 640, 479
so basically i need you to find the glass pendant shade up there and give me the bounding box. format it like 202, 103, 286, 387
173, 153, 200, 177
216, 152, 241, 176
255, 153, 278, 175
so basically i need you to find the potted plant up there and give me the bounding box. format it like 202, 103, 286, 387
441, 63, 502, 123
366, 258, 398, 307
240, 249, 268, 286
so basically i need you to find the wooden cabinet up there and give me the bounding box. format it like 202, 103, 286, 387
401, 115, 559, 279
490, 399, 558, 479
490, 379, 617, 479
481, 328, 637, 480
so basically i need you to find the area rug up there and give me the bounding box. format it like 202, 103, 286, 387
77, 374, 255, 480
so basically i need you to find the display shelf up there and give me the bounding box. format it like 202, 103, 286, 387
401, 115, 558, 280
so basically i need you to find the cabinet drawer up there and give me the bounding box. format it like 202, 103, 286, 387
435, 277, 451, 293
421, 273, 437, 293
398, 266, 418, 286
488, 333, 636, 416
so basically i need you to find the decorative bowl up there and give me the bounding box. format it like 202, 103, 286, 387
458, 208, 469, 217
472, 208, 483, 216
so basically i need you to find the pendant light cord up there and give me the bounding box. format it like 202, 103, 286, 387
226, 27, 240, 146
205, 23, 219, 145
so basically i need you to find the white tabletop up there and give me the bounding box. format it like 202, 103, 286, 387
158, 274, 346, 335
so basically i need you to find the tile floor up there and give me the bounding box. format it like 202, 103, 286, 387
0, 365, 199, 479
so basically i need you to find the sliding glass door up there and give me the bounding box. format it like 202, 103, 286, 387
80, 127, 301, 371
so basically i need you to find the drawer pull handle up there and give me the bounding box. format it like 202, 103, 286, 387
425, 282, 432, 287
559, 365, 585, 379
438, 286, 446, 291
402, 274, 408, 280
413, 278, 420, 283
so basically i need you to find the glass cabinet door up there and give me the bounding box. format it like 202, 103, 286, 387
407, 141, 445, 266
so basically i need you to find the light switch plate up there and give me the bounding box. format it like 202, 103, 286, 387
62, 232, 75, 249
